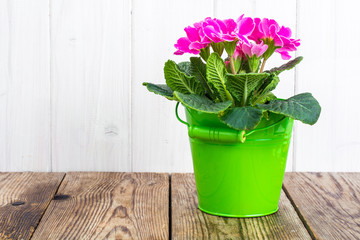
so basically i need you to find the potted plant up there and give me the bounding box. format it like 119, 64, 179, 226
143, 15, 321, 217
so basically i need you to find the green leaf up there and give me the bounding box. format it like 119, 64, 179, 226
206, 53, 233, 102
258, 92, 277, 104
220, 106, 263, 130
251, 74, 280, 105
262, 38, 276, 60
174, 91, 232, 114
223, 40, 237, 56
143, 82, 174, 100
199, 46, 210, 61
211, 42, 224, 56
267, 56, 303, 75
164, 60, 204, 95
178, 61, 191, 75
189, 57, 214, 99
226, 73, 270, 106
257, 93, 321, 125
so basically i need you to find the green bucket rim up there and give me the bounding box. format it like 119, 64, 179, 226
198, 205, 279, 218
175, 102, 287, 142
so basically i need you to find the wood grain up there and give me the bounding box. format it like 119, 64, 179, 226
0, 0, 51, 171
0, 172, 64, 240
283, 172, 360, 239
32, 172, 169, 239
50, 0, 132, 171
171, 173, 311, 240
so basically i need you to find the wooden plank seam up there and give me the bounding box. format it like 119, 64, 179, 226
282, 185, 317, 240
28, 173, 67, 239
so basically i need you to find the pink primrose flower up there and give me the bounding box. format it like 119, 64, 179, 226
202, 18, 238, 43
174, 16, 255, 55
241, 41, 268, 58
235, 14, 255, 43
233, 44, 245, 60
174, 20, 211, 55
249, 18, 300, 59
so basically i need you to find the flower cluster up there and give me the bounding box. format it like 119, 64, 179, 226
174, 15, 300, 73
144, 13, 321, 133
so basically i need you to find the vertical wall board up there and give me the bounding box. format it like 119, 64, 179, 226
330, 1, 360, 171
51, 0, 132, 171
214, 0, 256, 18
132, 0, 214, 172
294, 0, 339, 171
0, 0, 51, 171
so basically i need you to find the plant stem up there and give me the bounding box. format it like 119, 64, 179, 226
259, 58, 267, 73
229, 55, 236, 74
228, 54, 236, 107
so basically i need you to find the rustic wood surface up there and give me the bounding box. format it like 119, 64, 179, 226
1, 172, 360, 239
31, 172, 169, 240
0, 172, 64, 240
283, 172, 360, 240
171, 173, 311, 240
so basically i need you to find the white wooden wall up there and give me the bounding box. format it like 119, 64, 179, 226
0, 0, 359, 172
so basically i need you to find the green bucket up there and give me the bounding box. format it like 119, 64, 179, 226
175, 103, 294, 218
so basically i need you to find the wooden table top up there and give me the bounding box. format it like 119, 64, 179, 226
0, 172, 359, 239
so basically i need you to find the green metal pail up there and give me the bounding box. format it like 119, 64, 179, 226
175, 103, 294, 217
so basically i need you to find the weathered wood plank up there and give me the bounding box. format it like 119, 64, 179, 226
283, 172, 360, 239
32, 172, 169, 239
0, 172, 64, 240
171, 173, 311, 240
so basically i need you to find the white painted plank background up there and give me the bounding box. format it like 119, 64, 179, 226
0, 0, 50, 171
50, 0, 131, 171
132, 0, 214, 172
0, 0, 359, 172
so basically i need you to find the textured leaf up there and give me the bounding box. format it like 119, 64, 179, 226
220, 106, 263, 130
226, 73, 270, 106
206, 53, 233, 101
189, 57, 214, 99
258, 92, 277, 104
251, 74, 280, 105
257, 93, 321, 125
267, 56, 303, 75
199, 46, 210, 61
174, 91, 232, 113
164, 60, 204, 95
178, 61, 191, 75
211, 42, 224, 56
143, 82, 174, 100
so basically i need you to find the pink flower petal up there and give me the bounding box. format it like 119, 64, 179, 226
241, 42, 252, 56
276, 49, 292, 60
237, 17, 255, 36
174, 50, 184, 55
189, 42, 206, 50
174, 37, 191, 51
203, 25, 223, 43
223, 19, 237, 33
184, 26, 200, 42
248, 18, 264, 43
269, 25, 283, 47
252, 42, 268, 57
278, 26, 292, 38
215, 18, 228, 33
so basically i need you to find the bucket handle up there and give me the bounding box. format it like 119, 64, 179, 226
175, 102, 286, 143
